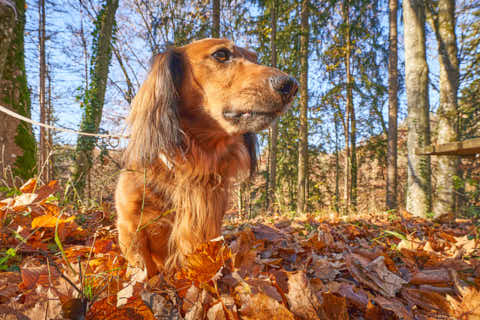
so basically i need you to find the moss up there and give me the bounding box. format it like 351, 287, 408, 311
1, 0, 36, 179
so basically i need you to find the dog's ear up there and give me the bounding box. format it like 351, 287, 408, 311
125, 49, 184, 167
243, 132, 258, 177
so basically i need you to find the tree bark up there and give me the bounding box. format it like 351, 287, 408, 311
0, 0, 36, 180
212, 0, 220, 38
431, 0, 459, 218
47, 65, 53, 181
267, 0, 278, 210
0, 1, 16, 78
73, 0, 119, 194
335, 113, 340, 212
404, 0, 432, 217
297, 0, 309, 215
386, 0, 399, 210
38, 0, 48, 182
342, 2, 352, 214
346, 11, 357, 211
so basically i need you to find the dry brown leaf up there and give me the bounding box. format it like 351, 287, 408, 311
409, 268, 451, 285
321, 292, 349, 320
373, 295, 414, 320
286, 271, 328, 320
33, 180, 59, 204
365, 300, 383, 320
346, 254, 406, 297
206, 302, 226, 320
401, 287, 451, 314
252, 224, 288, 242
238, 292, 294, 320
0, 272, 21, 301
328, 282, 369, 310
19, 266, 60, 290
448, 286, 480, 319
311, 256, 339, 281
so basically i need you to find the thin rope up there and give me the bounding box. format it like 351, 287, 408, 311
0, 104, 128, 139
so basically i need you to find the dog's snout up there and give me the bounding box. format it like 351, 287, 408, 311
270, 76, 298, 98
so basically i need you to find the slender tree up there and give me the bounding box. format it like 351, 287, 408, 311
0, 0, 36, 179
73, 0, 119, 194
38, 0, 48, 182
404, 0, 432, 217
212, 0, 220, 38
386, 0, 398, 210
429, 0, 459, 218
344, 3, 357, 211
267, 0, 278, 210
297, 0, 309, 214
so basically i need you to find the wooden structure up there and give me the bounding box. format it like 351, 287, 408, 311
415, 137, 480, 156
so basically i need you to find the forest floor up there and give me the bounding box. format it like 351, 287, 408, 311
0, 179, 479, 320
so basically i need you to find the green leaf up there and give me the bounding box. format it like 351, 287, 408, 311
383, 230, 407, 241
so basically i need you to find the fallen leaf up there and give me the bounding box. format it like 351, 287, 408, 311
286, 271, 328, 320
238, 292, 294, 320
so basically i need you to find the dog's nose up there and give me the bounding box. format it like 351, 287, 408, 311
270, 76, 298, 98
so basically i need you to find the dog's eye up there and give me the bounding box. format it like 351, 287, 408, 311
212, 49, 231, 62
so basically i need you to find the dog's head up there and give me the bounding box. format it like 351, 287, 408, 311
126, 38, 297, 166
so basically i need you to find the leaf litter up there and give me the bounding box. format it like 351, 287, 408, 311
0, 180, 479, 319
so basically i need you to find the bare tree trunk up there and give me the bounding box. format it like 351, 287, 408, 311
297, 0, 309, 215
38, 0, 48, 182
47, 65, 53, 181
386, 0, 399, 210
343, 3, 351, 214
267, 0, 278, 210
335, 114, 340, 212
0, 0, 36, 180
73, 0, 119, 194
404, 0, 432, 217
431, 0, 459, 218
347, 21, 357, 211
212, 0, 220, 38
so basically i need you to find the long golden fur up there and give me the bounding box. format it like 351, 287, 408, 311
116, 38, 297, 276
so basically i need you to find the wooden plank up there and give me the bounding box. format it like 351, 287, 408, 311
415, 137, 480, 156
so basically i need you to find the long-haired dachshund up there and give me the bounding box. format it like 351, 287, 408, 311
116, 38, 297, 276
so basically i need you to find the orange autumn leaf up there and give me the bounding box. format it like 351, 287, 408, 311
322, 292, 349, 320
238, 292, 294, 320
19, 266, 60, 290
31, 214, 75, 229
86, 296, 155, 320
175, 239, 231, 286
19, 178, 37, 193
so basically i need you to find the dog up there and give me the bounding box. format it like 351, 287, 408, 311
115, 38, 297, 276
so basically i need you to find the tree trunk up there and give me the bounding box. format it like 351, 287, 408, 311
431, 0, 459, 218
73, 0, 119, 194
47, 65, 53, 181
346, 13, 357, 211
267, 0, 278, 210
404, 0, 432, 217
38, 0, 48, 183
343, 2, 351, 214
297, 0, 309, 215
386, 0, 399, 210
0, 0, 36, 180
335, 113, 340, 212
212, 0, 220, 38
0, 1, 16, 78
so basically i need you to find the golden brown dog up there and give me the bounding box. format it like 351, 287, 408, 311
115, 38, 297, 276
